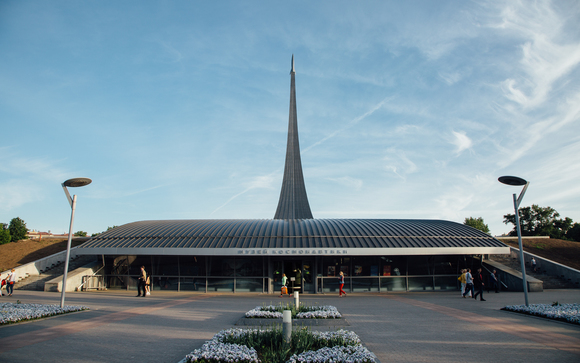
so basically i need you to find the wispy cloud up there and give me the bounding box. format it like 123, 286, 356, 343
302, 96, 392, 154
450, 131, 473, 155
210, 172, 279, 216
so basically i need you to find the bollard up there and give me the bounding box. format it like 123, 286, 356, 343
294, 291, 299, 307
282, 310, 292, 343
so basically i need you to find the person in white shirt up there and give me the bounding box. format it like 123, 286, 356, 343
462, 269, 474, 298
6, 269, 16, 296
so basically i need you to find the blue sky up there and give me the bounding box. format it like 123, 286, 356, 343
1, 0, 579, 236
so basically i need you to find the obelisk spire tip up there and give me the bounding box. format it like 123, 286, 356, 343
291, 54, 295, 74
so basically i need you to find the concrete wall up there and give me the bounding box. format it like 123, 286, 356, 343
0, 246, 84, 282
509, 247, 580, 286
44, 260, 102, 292
483, 259, 543, 292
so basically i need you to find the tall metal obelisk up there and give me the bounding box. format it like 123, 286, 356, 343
274, 55, 314, 220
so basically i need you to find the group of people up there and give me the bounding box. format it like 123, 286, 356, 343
136, 266, 151, 297
459, 267, 499, 301
1, 268, 17, 297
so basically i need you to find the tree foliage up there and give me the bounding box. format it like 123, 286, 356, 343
566, 223, 580, 242
503, 205, 573, 239
8, 217, 28, 242
0, 224, 10, 245
74, 231, 88, 237
463, 217, 490, 234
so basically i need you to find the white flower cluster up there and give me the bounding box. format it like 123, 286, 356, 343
245, 305, 341, 319
186, 340, 259, 363
213, 328, 266, 342
288, 344, 376, 363
296, 306, 341, 319
245, 306, 283, 318
503, 303, 580, 324
311, 329, 361, 345
0, 302, 89, 325
184, 328, 376, 363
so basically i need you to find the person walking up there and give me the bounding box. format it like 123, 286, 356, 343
462, 268, 474, 299
6, 269, 16, 296
531, 258, 537, 272
136, 266, 147, 297
338, 271, 347, 297
458, 269, 467, 296
473, 268, 486, 301
280, 273, 288, 297
488, 269, 499, 293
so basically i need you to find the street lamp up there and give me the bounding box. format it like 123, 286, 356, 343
498, 175, 530, 306
61, 177, 92, 308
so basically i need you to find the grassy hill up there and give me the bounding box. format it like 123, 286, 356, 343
0, 238, 86, 272
497, 237, 580, 270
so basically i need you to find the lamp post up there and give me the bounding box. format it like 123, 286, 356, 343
498, 175, 530, 306
61, 177, 92, 308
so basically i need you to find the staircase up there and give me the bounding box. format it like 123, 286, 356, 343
489, 254, 578, 289
14, 255, 98, 291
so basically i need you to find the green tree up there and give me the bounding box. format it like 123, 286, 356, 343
74, 231, 88, 237
503, 205, 572, 239
463, 217, 490, 234
8, 217, 28, 242
0, 224, 10, 244
565, 222, 580, 242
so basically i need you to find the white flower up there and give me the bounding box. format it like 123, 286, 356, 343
502, 303, 580, 324
0, 303, 89, 325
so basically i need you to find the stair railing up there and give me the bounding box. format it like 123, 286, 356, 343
76, 265, 106, 291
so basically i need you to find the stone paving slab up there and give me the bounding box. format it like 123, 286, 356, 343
0, 289, 579, 363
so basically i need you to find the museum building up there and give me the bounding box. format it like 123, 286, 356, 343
78, 57, 509, 294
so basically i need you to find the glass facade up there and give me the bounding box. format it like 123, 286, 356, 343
101, 254, 470, 293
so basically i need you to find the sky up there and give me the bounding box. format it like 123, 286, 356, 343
1, 0, 579, 237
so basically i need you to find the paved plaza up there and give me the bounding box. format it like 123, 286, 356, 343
0, 289, 579, 363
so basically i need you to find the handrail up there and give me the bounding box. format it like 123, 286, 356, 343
76, 265, 105, 291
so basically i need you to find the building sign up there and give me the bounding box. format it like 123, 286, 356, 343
237, 249, 348, 256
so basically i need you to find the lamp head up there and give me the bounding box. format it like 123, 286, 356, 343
63, 178, 92, 188
498, 176, 527, 186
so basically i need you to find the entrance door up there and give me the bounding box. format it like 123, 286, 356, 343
284, 260, 302, 294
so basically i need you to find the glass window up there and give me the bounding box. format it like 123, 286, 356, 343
152, 256, 178, 276
236, 257, 263, 277
179, 256, 206, 277
352, 256, 381, 276
434, 276, 459, 291
407, 256, 433, 275
380, 256, 406, 276
207, 277, 234, 292
128, 256, 152, 276
154, 276, 178, 291
434, 256, 458, 275
408, 276, 434, 291
208, 257, 236, 276
352, 277, 380, 292
179, 277, 205, 291
380, 277, 407, 291
236, 278, 264, 292
323, 257, 350, 277
104, 255, 128, 276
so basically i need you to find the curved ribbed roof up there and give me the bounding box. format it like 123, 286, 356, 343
78, 219, 508, 256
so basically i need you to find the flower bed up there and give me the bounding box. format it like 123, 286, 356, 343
245, 304, 341, 319
185, 328, 376, 363
0, 302, 89, 325
501, 303, 580, 325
